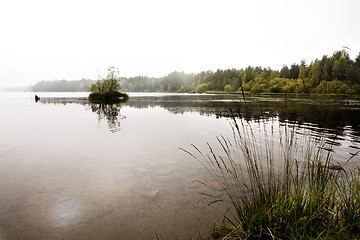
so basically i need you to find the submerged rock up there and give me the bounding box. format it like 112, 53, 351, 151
141, 190, 160, 201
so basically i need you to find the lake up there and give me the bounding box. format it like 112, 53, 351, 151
0, 92, 359, 239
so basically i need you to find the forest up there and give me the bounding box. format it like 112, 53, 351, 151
31, 79, 93, 92
121, 49, 360, 94
29, 50, 360, 94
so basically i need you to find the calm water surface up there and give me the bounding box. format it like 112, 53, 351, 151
0, 92, 359, 239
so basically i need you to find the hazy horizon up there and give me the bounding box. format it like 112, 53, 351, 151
1, 0, 360, 87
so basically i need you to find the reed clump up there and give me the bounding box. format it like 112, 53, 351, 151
183, 113, 360, 239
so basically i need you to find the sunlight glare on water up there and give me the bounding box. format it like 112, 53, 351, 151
51, 200, 82, 227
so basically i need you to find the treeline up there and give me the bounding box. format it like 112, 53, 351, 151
121, 50, 360, 94
122, 72, 198, 93
29, 49, 360, 94
31, 79, 94, 92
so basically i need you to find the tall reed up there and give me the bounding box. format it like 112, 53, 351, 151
182, 113, 360, 239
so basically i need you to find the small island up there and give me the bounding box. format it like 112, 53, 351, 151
88, 66, 129, 103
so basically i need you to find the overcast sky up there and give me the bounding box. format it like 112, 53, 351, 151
0, 0, 359, 86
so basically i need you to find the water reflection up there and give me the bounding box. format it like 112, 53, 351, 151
90, 104, 125, 133
39, 98, 125, 133
38, 94, 360, 154
122, 95, 360, 142
1, 93, 359, 239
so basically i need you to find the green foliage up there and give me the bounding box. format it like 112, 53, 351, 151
252, 84, 267, 93
242, 82, 252, 92
316, 80, 351, 94
118, 49, 360, 95
30, 50, 360, 95
89, 66, 129, 103
185, 118, 360, 240
289, 63, 300, 79
298, 66, 306, 80
244, 66, 256, 83
91, 66, 122, 93
279, 65, 290, 78
224, 84, 233, 93
197, 83, 209, 93
310, 61, 321, 86
269, 77, 286, 93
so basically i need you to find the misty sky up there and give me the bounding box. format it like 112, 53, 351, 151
1, 0, 360, 86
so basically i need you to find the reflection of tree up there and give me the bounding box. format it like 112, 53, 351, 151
38, 98, 125, 133
38, 95, 360, 141
123, 96, 360, 142
90, 103, 124, 133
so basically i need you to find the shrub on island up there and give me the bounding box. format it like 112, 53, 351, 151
88, 66, 129, 103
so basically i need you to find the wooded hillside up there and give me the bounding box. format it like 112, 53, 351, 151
121, 50, 360, 94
